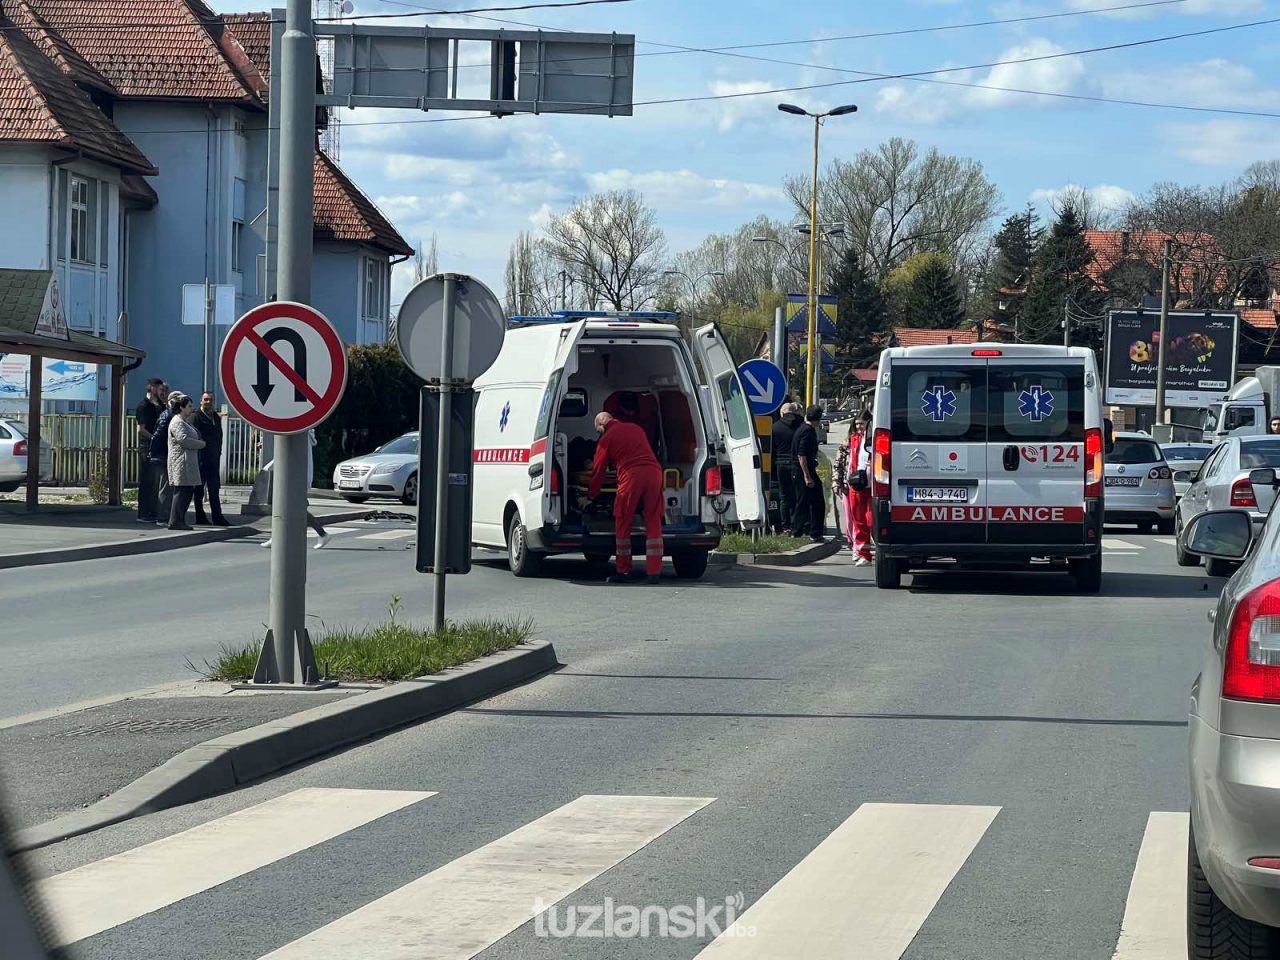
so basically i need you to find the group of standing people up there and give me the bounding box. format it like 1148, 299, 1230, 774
135, 378, 226, 530
772, 402, 875, 563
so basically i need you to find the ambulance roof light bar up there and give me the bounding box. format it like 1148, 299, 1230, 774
507, 310, 682, 327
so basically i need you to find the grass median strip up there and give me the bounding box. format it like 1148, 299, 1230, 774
718, 532, 811, 555
199, 614, 535, 683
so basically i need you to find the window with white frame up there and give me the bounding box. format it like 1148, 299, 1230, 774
69, 174, 96, 263
363, 257, 386, 320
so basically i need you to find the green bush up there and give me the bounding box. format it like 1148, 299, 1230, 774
314, 344, 423, 487
87, 452, 109, 504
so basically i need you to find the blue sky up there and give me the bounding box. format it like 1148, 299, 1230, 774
213, 0, 1280, 305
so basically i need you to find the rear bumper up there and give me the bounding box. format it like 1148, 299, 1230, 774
876, 542, 1098, 562
1104, 489, 1174, 519
528, 525, 722, 555
1190, 712, 1280, 928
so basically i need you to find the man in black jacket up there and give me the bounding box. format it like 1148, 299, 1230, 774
149, 392, 177, 525
771, 402, 803, 534
792, 405, 826, 542
133, 378, 165, 523
193, 391, 228, 526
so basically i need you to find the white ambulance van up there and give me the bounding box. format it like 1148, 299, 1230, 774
471, 311, 766, 578
870, 342, 1107, 592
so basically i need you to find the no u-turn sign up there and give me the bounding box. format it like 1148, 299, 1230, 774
220, 301, 348, 434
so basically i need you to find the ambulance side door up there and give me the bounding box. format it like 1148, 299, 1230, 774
692, 323, 765, 523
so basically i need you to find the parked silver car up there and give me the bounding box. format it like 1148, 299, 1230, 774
331, 432, 419, 505
1178, 437, 1280, 574
1104, 432, 1175, 533
1163, 442, 1214, 500
0, 417, 52, 493
1182, 498, 1280, 957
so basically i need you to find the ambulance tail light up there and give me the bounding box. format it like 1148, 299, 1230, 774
1084, 427, 1103, 499
872, 428, 891, 498
1232, 477, 1258, 508
705, 465, 723, 497
550, 466, 561, 496
1223, 579, 1280, 703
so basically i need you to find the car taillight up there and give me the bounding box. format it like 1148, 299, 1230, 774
13, 439, 27, 457
1231, 477, 1258, 508
1084, 427, 1103, 499
550, 467, 561, 496
1224, 580, 1280, 703
872, 427, 891, 498
705, 465, 722, 497
1149, 466, 1172, 480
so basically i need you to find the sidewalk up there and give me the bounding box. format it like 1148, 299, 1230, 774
0, 489, 383, 568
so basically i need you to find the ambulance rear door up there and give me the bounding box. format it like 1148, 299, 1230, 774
692, 323, 765, 523
533, 321, 587, 524
985, 356, 1087, 543
889, 358, 989, 544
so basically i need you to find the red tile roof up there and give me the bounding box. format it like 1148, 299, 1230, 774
893, 327, 980, 348
1242, 307, 1278, 331
21, 0, 261, 103
1083, 229, 1223, 292
314, 151, 413, 258
223, 12, 271, 79
0, 6, 155, 173
851, 367, 878, 382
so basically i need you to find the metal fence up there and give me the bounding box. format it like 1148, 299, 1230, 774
33, 412, 262, 487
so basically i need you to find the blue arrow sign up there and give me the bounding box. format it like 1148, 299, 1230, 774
738, 358, 787, 416
47, 360, 85, 376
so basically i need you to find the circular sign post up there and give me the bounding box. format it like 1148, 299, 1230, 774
219, 301, 348, 434
396, 274, 506, 383
738, 358, 787, 417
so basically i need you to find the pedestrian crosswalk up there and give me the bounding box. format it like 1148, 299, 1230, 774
1103, 536, 1176, 553
296, 523, 416, 548
37, 789, 1190, 959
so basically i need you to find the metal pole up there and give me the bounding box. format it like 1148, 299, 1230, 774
812, 232, 826, 405
1155, 238, 1172, 426
266, 0, 316, 683
433, 275, 458, 632
805, 115, 820, 409
203, 277, 212, 391
1063, 295, 1071, 347
773, 305, 786, 381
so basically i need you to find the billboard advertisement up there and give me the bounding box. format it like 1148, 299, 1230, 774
1104, 310, 1238, 408
0, 353, 99, 402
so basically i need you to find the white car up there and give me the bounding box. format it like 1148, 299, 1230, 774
331, 433, 419, 505
0, 417, 52, 492
1162, 442, 1213, 500
1177, 435, 1280, 574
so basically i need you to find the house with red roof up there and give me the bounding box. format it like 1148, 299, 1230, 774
0, 0, 412, 410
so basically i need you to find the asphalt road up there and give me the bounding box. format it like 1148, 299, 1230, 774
16, 527, 1214, 959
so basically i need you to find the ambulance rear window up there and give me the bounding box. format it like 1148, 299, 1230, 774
988, 365, 1084, 442
891, 365, 985, 442
534, 370, 562, 440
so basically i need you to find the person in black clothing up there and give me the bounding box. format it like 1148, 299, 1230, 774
134, 378, 166, 523
791, 405, 826, 541
771, 402, 803, 534
193, 390, 228, 526
149, 390, 178, 525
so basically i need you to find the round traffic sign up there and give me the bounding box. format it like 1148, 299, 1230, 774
219, 301, 348, 434
395, 273, 506, 383
738, 358, 787, 416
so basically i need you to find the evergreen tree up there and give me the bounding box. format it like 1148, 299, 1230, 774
883, 252, 965, 329
1021, 203, 1102, 344
984, 205, 1041, 325
828, 246, 888, 366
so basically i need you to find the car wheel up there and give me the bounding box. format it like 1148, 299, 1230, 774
1158, 517, 1176, 536
506, 513, 544, 578
1188, 827, 1280, 959
342, 495, 370, 504
400, 472, 418, 506
1071, 552, 1102, 593
671, 550, 709, 579
1205, 556, 1236, 578
874, 550, 901, 589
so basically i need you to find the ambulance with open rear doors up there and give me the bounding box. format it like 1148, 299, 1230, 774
470, 311, 766, 579
870, 342, 1107, 592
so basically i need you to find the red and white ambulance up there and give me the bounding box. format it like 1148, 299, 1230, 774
869, 342, 1106, 592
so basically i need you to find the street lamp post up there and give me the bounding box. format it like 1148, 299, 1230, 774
663, 269, 726, 323
796, 222, 845, 404
778, 102, 857, 408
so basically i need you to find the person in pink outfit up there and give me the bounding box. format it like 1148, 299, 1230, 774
847, 409, 875, 565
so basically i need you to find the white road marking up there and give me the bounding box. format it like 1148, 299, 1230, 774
1111, 812, 1189, 960
694, 802, 1000, 959
39, 788, 433, 946
1103, 538, 1140, 549
260, 794, 714, 960
1153, 537, 1177, 546
357, 529, 415, 541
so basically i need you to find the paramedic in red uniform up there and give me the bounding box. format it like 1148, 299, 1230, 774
586, 411, 664, 585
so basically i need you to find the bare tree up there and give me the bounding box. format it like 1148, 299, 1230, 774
786, 137, 1000, 281
1048, 186, 1117, 231
666, 216, 806, 322
503, 231, 561, 316
543, 190, 668, 311
411, 234, 439, 284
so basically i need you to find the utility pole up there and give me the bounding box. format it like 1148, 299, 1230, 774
264, 0, 317, 683
1063, 295, 1071, 347
1155, 238, 1172, 427
773, 305, 787, 381
805, 115, 820, 409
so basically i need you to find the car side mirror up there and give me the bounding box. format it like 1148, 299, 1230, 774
1250, 467, 1278, 488
1103, 418, 1116, 455
1183, 510, 1254, 561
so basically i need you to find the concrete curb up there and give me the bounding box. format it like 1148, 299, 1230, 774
711, 538, 843, 567
0, 508, 374, 570
13, 641, 558, 853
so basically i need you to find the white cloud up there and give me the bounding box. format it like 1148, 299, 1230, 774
876, 38, 1086, 122
374, 195, 425, 220
1064, 0, 1261, 15
707, 80, 777, 132
1160, 119, 1280, 165
1102, 59, 1280, 110
586, 168, 784, 209
1029, 183, 1137, 213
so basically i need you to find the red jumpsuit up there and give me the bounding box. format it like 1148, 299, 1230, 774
589, 420, 664, 576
